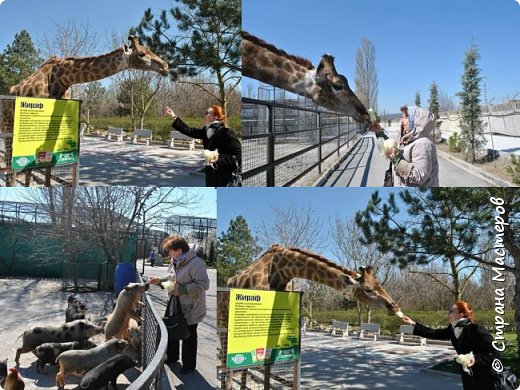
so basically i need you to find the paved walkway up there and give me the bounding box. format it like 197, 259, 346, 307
79, 136, 205, 186
316, 129, 491, 187
300, 331, 462, 389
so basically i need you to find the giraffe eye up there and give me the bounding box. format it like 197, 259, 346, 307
138, 52, 146, 57
363, 287, 373, 293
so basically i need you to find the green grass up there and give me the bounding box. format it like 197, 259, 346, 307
313, 309, 515, 335
86, 116, 241, 141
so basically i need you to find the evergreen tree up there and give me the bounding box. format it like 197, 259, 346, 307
356, 188, 520, 358
0, 30, 43, 94
355, 188, 497, 300
415, 91, 421, 107
458, 44, 486, 162
217, 216, 261, 286
428, 81, 442, 143
132, 0, 241, 117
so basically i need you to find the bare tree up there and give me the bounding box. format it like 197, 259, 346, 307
39, 19, 99, 98
355, 38, 379, 112
330, 217, 394, 323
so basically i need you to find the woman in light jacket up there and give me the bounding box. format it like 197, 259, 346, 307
149, 235, 210, 374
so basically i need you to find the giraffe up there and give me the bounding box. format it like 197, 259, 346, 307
218, 245, 402, 389
242, 31, 370, 123
1, 36, 168, 185
8, 35, 168, 99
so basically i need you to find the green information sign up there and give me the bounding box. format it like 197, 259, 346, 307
12, 97, 80, 171
227, 289, 301, 369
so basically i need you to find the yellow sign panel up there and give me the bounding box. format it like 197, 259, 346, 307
227, 289, 300, 368
12, 97, 80, 170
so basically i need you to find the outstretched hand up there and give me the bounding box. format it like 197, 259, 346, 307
368, 123, 383, 132
164, 106, 176, 118
401, 316, 416, 325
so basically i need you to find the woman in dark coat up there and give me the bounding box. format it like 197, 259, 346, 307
402, 301, 499, 390
164, 105, 241, 187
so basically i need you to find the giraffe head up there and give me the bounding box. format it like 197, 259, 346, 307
353, 266, 402, 316
315, 55, 370, 123
125, 36, 169, 76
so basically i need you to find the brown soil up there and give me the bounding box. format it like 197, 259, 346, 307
436, 142, 518, 185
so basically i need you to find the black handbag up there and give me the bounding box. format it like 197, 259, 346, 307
383, 161, 394, 187
495, 368, 518, 390
227, 156, 242, 187
163, 295, 191, 341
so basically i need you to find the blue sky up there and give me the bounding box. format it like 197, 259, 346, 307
217, 187, 400, 259
0, 188, 217, 219
0, 0, 172, 55
243, 0, 520, 114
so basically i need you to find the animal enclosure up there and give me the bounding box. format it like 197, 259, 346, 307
241, 97, 364, 186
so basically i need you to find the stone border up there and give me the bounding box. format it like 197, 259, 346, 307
436, 149, 515, 187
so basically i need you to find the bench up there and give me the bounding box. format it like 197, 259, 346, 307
358, 323, 381, 341
132, 129, 153, 146
398, 325, 427, 346
331, 320, 349, 338
107, 127, 124, 142
169, 130, 195, 150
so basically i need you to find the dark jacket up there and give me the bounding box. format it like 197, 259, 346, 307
413, 321, 499, 390
172, 118, 242, 187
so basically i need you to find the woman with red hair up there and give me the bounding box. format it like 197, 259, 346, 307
165, 105, 241, 187
402, 301, 499, 389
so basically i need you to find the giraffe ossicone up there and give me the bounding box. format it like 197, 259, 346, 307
242, 31, 370, 122
8, 36, 169, 99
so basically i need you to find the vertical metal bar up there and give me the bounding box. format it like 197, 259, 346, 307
317, 112, 322, 174
267, 103, 275, 186
337, 114, 341, 156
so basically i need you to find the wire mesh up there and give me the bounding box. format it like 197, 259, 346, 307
242, 98, 363, 187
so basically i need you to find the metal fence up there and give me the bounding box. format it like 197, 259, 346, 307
128, 271, 168, 390
62, 261, 115, 292
241, 97, 363, 186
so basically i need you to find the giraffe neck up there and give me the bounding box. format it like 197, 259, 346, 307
227, 246, 358, 291
268, 247, 357, 290
56, 48, 129, 87
242, 33, 317, 99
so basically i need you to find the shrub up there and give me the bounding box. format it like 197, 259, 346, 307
507, 154, 520, 184
86, 116, 242, 142
447, 131, 463, 152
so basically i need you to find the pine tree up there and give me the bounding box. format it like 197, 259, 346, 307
428, 81, 442, 143
355, 188, 496, 300
0, 30, 43, 94
415, 92, 421, 107
217, 216, 261, 286
457, 44, 486, 162
132, 0, 241, 117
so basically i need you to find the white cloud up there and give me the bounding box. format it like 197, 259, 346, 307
0, 0, 5, 5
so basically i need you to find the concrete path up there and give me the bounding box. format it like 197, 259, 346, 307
79, 136, 205, 187
317, 129, 491, 187
300, 331, 462, 389
138, 261, 217, 389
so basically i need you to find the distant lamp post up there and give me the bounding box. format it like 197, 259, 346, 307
486, 96, 496, 163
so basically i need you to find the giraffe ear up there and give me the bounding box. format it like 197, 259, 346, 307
123, 44, 131, 54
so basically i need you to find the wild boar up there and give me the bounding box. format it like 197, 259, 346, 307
104, 282, 149, 340
55, 339, 128, 388
15, 320, 103, 364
